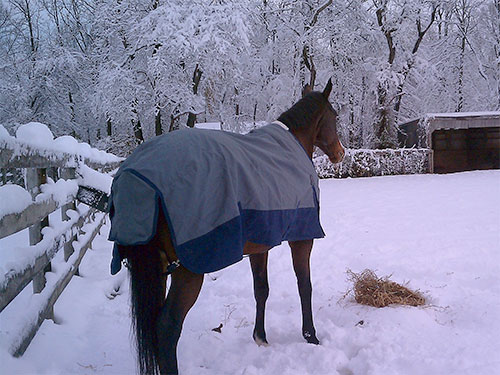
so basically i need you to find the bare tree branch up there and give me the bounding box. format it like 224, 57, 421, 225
308, 0, 333, 30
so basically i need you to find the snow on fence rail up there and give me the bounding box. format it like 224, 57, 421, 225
0, 123, 122, 357
314, 148, 432, 178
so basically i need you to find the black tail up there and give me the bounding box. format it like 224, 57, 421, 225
123, 242, 164, 375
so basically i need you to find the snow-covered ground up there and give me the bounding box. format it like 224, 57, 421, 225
1, 170, 499, 375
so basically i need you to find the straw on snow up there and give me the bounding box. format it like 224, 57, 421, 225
346, 269, 425, 308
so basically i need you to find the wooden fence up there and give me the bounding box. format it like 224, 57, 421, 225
0, 138, 121, 357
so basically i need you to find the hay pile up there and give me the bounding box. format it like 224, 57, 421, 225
346, 269, 425, 308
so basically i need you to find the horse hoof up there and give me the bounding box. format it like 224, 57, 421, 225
307, 337, 320, 345
303, 331, 320, 345
255, 337, 269, 347
253, 332, 269, 347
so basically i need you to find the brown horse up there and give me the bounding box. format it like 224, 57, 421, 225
113, 80, 344, 375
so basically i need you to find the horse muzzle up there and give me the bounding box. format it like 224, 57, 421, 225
326, 141, 345, 164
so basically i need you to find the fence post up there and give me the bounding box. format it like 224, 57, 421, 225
429, 149, 434, 173
26, 168, 51, 295
60, 167, 77, 262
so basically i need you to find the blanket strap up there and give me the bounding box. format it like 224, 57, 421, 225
164, 260, 181, 275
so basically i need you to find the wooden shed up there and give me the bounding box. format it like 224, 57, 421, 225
398, 112, 500, 174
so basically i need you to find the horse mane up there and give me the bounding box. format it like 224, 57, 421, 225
277, 91, 332, 130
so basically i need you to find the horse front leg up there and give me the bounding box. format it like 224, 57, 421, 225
289, 240, 319, 345
249, 252, 270, 346
156, 266, 204, 375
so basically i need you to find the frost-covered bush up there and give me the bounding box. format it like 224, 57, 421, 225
314, 148, 431, 178
94, 134, 139, 158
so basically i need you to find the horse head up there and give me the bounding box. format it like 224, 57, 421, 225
279, 79, 345, 164
305, 79, 345, 164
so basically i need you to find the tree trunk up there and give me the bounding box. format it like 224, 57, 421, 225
106, 117, 112, 136
374, 86, 397, 149
457, 36, 466, 112
299, 0, 332, 89
234, 87, 240, 117
186, 64, 203, 128
25, 0, 37, 55
131, 99, 144, 143
393, 6, 437, 120
374, 2, 397, 149
68, 91, 75, 122
186, 113, 196, 129
170, 114, 175, 132
302, 45, 316, 89
155, 105, 162, 136
253, 102, 258, 125
132, 119, 144, 144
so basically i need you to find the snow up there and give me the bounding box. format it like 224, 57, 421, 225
0, 184, 33, 217
0, 211, 106, 357
426, 111, 500, 118
0, 178, 78, 220
0, 177, 79, 288
37, 178, 79, 207
0, 204, 85, 289
1, 170, 500, 374
77, 164, 113, 194
0, 125, 11, 139
16, 122, 54, 147
195, 122, 222, 130
402, 111, 500, 125
53, 136, 80, 154
1, 122, 123, 165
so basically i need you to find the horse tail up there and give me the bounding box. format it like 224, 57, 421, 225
123, 242, 164, 375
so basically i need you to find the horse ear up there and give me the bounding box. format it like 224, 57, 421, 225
322, 78, 333, 99
302, 84, 312, 97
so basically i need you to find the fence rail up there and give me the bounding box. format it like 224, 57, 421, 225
0, 194, 75, 240
0, 137, 120, 357
0, 137, 122, 171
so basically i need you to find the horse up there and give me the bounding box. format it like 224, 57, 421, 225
108, 79, 345, 375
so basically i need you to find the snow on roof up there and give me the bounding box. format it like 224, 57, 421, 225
401, 111, 500, 125
424, 111, 500, 133
399, 111, 500, 134
425, 111, 500, 119
194, 122, 221, 130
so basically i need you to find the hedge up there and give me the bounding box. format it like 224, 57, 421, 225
314, 148, 431, 178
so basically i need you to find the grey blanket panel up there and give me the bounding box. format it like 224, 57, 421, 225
109, 123, 319, 247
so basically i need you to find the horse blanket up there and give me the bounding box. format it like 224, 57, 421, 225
109, 122, 324, 275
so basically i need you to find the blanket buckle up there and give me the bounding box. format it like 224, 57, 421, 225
165, 260, 181, 275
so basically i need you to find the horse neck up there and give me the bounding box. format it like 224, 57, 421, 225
288, 118, 320, 160
290, 110, 323, 159
279, 93, 327, 158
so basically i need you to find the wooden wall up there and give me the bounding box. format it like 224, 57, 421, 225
432, 127, 500, 173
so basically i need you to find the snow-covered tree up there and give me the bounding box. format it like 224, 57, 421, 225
0, 0, 497, 149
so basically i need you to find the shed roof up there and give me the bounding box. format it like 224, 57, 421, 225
398, 111, 500, 148
400, 111, 500, 133
425, 111, 500, 119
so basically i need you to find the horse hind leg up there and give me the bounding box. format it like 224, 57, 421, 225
249, 252, 270, 346
151, 210, 203, 374
156, 265, 203, 375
